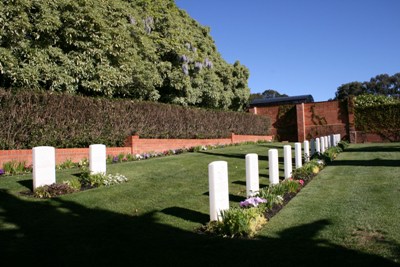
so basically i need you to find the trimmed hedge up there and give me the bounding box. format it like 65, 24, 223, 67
355, 103, 400, 142
0, 89, 271, 149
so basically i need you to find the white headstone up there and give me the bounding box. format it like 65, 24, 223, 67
295, 142, 302, 168
245, 154, 259, 197
208, 161, 230, 221
303, 140, 310, 162
89, 144, 106, 175
320, 137, 325, 153
327, 135, 331, 148
268, 149, 279, 185
283, 145, 292, 179
32, 146, 56, 190
325, 136, 329, 150
310, 139, 316, 156
330, 134, 334, 147
315, 137, 321, 154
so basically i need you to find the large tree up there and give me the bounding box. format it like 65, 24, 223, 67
249, 89, 288, 102
0, 0, 250, 111
335, 73, 400, 101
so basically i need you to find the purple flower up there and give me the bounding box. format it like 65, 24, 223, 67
240, 197, 267, 208
0, 169, 4, 175
112, 156, 119, 163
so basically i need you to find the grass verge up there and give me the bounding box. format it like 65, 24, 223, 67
0, 142, 399, 266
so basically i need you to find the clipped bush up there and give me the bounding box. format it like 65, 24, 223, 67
0, 89, 271, 149
207, 207, 267, 238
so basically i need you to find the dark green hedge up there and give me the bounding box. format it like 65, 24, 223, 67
355, 103, 400, 142
0, 89, 271, 149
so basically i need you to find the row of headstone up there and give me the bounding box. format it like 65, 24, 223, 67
32, 144, 107, 190
309, 134, 341, 156
208, 146, 301, 221
208, 133, 342, 221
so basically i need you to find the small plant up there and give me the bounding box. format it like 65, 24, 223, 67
2, 160, 29, 175
34, 183, 78, 198
78, 158, 89, 170
63, 178, 81, 191
57, 159, 76, 170
240, 197, 267, 208
257, 189, 284, 210
207, 207, 267, 238
292, 165, 314, 182
79, 171, 128, 188
103, 173, 128, 186
79, 171, 106, 188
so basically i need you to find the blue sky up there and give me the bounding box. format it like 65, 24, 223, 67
175, 0, 400, 101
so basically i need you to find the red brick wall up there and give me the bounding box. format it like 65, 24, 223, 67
249, 105, 297, 141
250, 100, 349, 142
302, 101, 349, 142
0, 134, 272, 167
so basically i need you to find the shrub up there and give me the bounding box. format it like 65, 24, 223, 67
57, 159, 77, 170
0, 89, 271, 149
2, 160, 30, 175
34, 183, 78, 198
207, 207, 267, 238
291, 167, 314, 182
79, 171, 128, 188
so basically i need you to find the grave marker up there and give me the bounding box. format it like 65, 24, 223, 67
310, 139, 316, 156
208, 161, 230, 221
89, 144, 106, 175
246, 154, 259, 197
295, 142, 302, 168
283, 145, 292, 179
268, 149, 279, 185
315, 137, 321, 154
32, 146, 56, 190
320, 137, 325, 153
304, 140, 310, 162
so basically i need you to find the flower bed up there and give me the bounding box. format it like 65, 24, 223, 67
201, 141, 349, 238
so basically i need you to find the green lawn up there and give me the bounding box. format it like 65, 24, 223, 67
0, 142, 399, 266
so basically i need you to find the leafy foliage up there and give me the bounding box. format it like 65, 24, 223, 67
249, 89, 288, 102
0, 90, 270, 149
335, 73, 400, 101
34, 183, 78, 198
79, 171, 128, 188
354, 94, 400, 108
207, 207, 267, 238
0, 0, 250, 110
355, 102, 400, 142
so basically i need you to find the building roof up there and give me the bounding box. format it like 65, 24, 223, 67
249, 94, 314, 107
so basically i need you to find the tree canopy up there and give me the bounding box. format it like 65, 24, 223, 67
249, 89, 288, 102
0, 0, 250, 110
335, 73, 400, 101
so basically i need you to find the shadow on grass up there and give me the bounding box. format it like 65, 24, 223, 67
202, 191, 246, 203
345, 146, 400, 153
331, 158, 400, 167
231, 180, 269, 188
161, 207, 209, 224
0, 190, 398, 266
200, 151, 269, 161
17, 179, 32, 191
